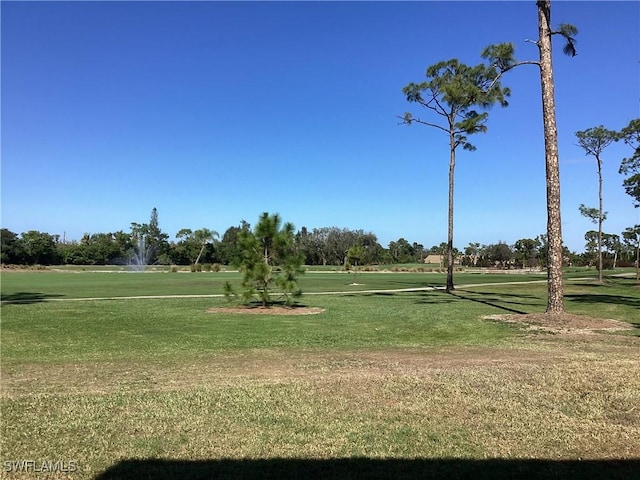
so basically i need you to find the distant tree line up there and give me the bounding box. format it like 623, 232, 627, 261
2, 211, 638, 270
460, 235, 638, 270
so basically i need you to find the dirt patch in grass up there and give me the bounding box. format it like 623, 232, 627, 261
206, 306, 325, 315
3, 335, 640, 469
0, 347, 551, 399
483, 312, 634, 335
3, 344, 640, 465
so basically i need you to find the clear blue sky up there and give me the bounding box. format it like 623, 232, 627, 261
2, 1, 638, 252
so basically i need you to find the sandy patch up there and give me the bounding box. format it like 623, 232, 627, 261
206, 306, 325, 315
483, 312, 634, 335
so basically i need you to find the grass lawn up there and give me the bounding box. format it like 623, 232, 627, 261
0, 267, 603, 300
1, 269, 639, 479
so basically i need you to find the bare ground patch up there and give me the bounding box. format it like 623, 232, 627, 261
0, 347, 550, 399
206, 306, 325, 315
1, 342, 635, 400
3, 344, 640, 463
3, 330, 640, 469
483, 312, 635, 335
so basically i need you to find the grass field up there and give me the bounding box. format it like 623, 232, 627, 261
1, 269, 639, 479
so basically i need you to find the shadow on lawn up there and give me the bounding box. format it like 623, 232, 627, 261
566, 293, 640, 310
94, 457, 640, 480
455, 290, 544, 314
0, 291, 64, 304
410, 287, 539, 315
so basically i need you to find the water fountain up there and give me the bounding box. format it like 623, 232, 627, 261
129, 237, 154, 271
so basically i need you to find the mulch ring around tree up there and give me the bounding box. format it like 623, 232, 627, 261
483, 313, 635, 335
206, 306, 325, 315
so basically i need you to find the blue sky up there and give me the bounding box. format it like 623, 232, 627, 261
2, 1, 638, 252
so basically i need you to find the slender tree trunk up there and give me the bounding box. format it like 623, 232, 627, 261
194, 243, 206, 265
597, 155, 603, 282
636, 238, 639, 282
446, 133, 455, 293
537, 0, 564, 314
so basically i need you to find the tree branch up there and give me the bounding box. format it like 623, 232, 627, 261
486, 59, 540, 92
413, 92, 448, 118
398, 115, 449, 133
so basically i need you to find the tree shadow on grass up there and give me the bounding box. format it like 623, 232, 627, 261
453, 290, 544, 315
349, 286, 536, 314
410, 288, 540, 315
94, 457, 640, 480
450, 291, 534, 315
565, 293, 640, 311
0, 291, 64, 304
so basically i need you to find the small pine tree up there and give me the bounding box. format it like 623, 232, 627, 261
224, 213, 304, 307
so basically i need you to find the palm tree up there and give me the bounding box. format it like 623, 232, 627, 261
193, 228, 219, 265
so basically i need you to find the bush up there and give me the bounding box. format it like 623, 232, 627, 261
203, 263, 212, 272
212, 263, 221, 272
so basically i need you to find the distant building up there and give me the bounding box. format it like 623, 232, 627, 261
423, 254, 460, 266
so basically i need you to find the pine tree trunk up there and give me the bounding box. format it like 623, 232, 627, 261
597, 155, 603, 282
636, 240, 639, 282
537, 0, 564, 314
446, 134, 455, 293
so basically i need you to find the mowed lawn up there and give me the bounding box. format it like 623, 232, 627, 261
1, 270, 639, 479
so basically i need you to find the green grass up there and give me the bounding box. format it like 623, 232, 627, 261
459, 276, 640, 322
1, 272, 638, 366
0, 268, 583, 300
0, 292, 515, 365
0, 270, 238, 300
1, 270, 639, 479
